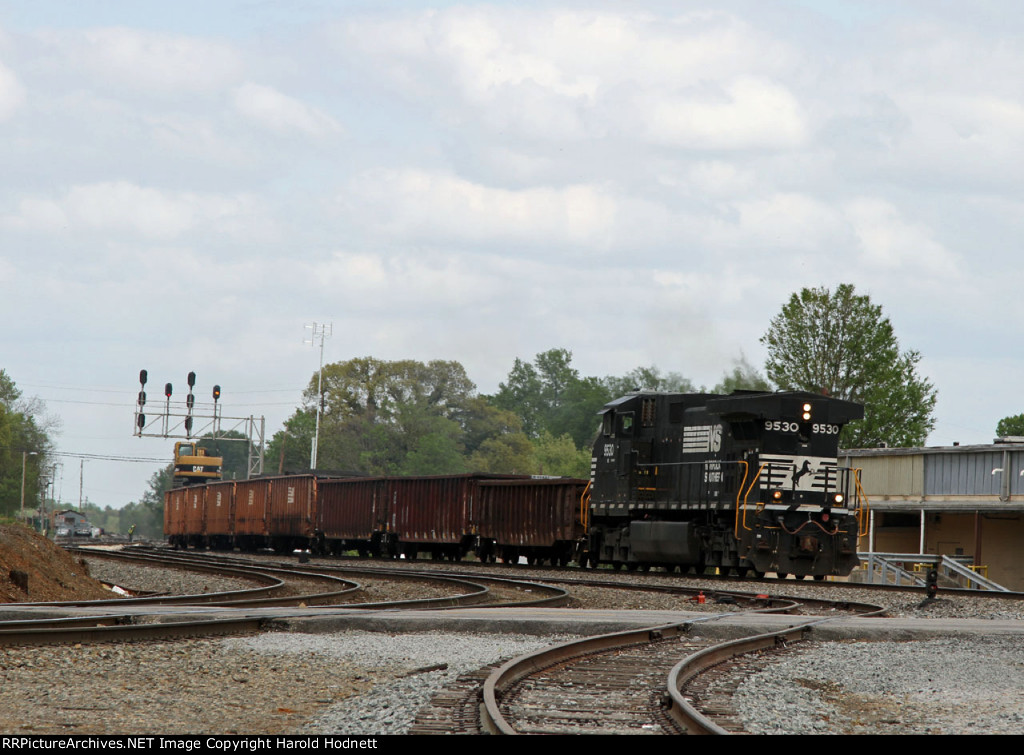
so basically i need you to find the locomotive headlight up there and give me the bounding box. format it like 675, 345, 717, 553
834, 493, 844, 505
802, 403, 812, 421
772, 490, 783, 501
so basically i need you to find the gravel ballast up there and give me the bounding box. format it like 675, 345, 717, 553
2, 629, 1022, 734
0, 631, 568, 735
735, 636, 1024, 735
10, 553, 1024, 734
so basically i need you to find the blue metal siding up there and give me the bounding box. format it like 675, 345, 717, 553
924, 452, 1002, 496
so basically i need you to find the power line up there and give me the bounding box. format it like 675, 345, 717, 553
22, 382, 303, 396
50, 451, 168, 464
0, 446, 167, 464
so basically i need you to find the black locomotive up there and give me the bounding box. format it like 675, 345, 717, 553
585, 391, 866, 578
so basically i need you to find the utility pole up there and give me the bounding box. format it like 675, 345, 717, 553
305, 322, 332, 471
20, 450, 37, 516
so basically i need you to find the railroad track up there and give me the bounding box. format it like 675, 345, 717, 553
0, 547, 572, 647
122, 548, 573, 608
419, 607, 871, 735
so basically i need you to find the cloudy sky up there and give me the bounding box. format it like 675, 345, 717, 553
1, 1, 1022, 508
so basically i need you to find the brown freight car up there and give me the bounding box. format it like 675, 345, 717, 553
315, 477, 387, 556
203, 480, 236, 550
476, 477, 587, 565
167, 473, 587, 564
385, 474, 483, 560
164, 486, 191, 549
232, 477, 273, 550
266, 474, 318, 553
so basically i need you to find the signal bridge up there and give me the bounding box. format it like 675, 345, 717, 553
132, 369, 265, 479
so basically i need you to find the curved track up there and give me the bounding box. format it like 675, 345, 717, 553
0, 547, 571, 647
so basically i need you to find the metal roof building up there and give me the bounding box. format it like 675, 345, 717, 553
841, 441, 1024, 589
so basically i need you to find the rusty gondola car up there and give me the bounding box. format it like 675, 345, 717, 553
167, 472, 588, 563
476, 477, 586, 565
203, 480, 236, 550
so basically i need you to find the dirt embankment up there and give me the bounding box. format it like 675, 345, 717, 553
0, 524, 114, 603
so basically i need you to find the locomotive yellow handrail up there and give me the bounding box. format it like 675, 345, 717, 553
738, 463, 770, 534
853, 467, 870, 537
733, 461, 750, 537
580, 480, 592, 531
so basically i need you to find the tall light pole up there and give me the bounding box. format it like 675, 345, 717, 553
20, 450, 38, 516
305, 322, 332, 470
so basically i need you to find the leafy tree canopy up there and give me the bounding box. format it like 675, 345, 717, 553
996, 414, 1024, 438
760, 283, 937, 448
0, 370, 56, 518
491, 348, 611, 446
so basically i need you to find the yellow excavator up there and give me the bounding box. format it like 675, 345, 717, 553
172, 441, 223, 488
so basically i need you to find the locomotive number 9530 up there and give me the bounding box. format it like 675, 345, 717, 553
764, 420, 840, 435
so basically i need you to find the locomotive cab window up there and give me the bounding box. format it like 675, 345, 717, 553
619, 413, 634, 435
602, 411, 615, 436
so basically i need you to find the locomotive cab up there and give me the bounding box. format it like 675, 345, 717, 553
587, 391, 866, 578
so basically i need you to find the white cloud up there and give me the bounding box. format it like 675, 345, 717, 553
1, 182, 275, 242
844, 198, 960, 277
344, 169, 618, 248
680, 161, 756, 197
0, 59, 24, 120
638, 76, 807, 150
36, 26, 243, 94
332, 8, 802, 147
232, 82, 341, 137
0, 197, 67, 232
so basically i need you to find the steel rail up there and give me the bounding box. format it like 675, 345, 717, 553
665, 623, 815, 734
147, 550, 571, 609
0, 616, 268, 647
122, 549, 499, 608
80, 549, 367, 608
481, 620, 700, 735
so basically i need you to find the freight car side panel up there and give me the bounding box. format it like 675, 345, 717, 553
164, 487, 190, 538
203, 481, 236, 538
387, 476, 474, 545
478, 479, 585, 547
317, 477, 384, 540
267, 475, 316, 538
181, 486, 205, 538
233, 478, 272, 537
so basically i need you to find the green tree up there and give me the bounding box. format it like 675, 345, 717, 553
129, 464, 175, 538
491, 356, 547, 437
300, 358, 477, 475
760, 284, 936, 448
468, 432, 536, 474
996, 414, 1024, 437
492, 348, 609, 445
0, 370, 56, 518
198, 430, 251, 480
531, 431, 590, 477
